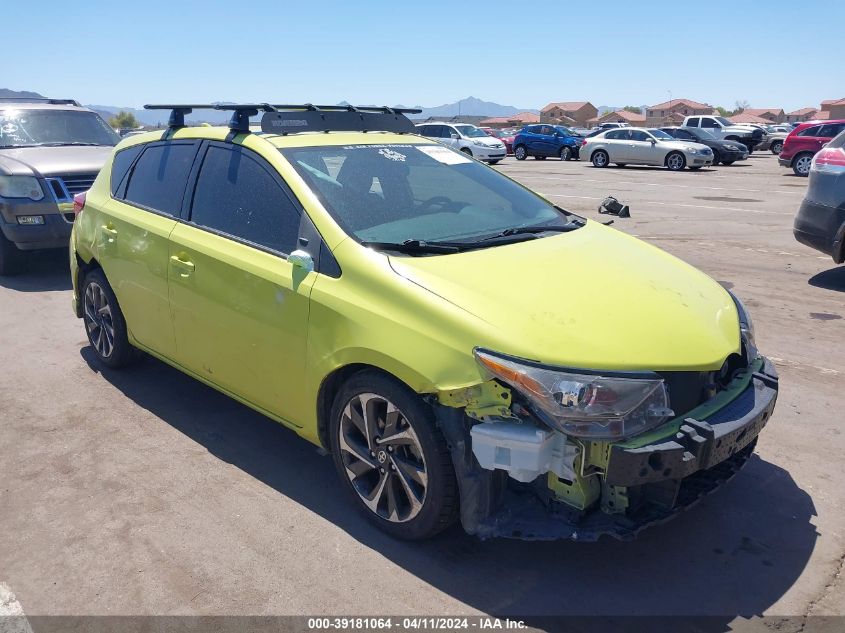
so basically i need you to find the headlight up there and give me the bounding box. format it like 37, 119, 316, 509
0, 175, 44, 201
728, 291, 758, 359
724, 144, 739, 151
474, 349, 674, 440
472, 140, 487, 147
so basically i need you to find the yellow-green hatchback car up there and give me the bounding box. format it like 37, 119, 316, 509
70, 104, 778, 541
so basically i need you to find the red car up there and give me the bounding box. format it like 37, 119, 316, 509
779, 119, 845, 176
480, 127, 514, 155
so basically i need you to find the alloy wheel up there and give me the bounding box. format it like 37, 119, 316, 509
795, 155, 812, 175
593, 151, 608, 167
338, 393, 428, 523
667, 153, 685, 170
84, 282, 115, 358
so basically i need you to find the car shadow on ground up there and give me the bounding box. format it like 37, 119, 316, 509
0, 248, 71, 292
809, 266, 845, 293
81, 349, 818, 631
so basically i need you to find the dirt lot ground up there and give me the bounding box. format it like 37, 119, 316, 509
1, 151, 843, 628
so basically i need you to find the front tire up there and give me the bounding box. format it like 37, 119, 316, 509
460, 147, 473, 157
81, 268, 138, 368
771, 140, 784, 154
559, 146, 572, 161
591, 150, 609, 168
666, 151, 686, 171
722, 160, 735, 165
486, 160, 501, 165
514, 145, 527, 161
329, 371, 459, 540
0, 231, 25, 277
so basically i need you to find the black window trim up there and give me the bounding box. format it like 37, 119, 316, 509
117, 139, 203, 220
184, 140, 306, 260
110, 144, 145, 200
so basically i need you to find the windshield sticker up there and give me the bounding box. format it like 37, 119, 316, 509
416, 145, 471, 165
378, 148, 406, 161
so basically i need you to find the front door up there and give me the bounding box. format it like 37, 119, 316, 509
167, 142, 314, 426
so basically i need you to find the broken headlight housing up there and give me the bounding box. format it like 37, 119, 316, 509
474, 349, 674, 440
728, 290, 758, 360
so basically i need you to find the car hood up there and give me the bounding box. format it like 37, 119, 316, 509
388, 222, 739, 371
662, 139, 711, 151
469, 137, 504, 147
0, 145, 114, 177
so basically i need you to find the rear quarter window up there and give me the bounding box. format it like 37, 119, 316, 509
124, 142, 198, 216
110, 144, 143, 197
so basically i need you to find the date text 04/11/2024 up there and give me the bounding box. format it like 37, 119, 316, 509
306, 617, 528, 630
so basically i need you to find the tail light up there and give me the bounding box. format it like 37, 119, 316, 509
73, 192, 86, 217
813, 147, 845, 173
581, 139, 587, 146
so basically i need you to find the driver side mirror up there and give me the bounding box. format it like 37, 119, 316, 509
450, 132, 459, 140
649, 138, 656, 144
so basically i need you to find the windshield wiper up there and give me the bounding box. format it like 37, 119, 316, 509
361, 239, 461, 255
38, 142, 105, 147
476, 220, 585, 243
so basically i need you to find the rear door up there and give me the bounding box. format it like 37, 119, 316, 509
98, 140, 200, 359
167, 141, 314, 425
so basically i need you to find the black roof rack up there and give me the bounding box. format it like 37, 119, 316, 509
0, 98, 82, 106
144, 103, 422, 134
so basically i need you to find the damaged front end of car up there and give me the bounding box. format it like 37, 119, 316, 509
432, 341, 778, 541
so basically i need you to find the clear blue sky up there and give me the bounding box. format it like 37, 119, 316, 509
6, 0, 843, 112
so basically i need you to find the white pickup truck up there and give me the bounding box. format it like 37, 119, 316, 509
681, 115, 765, 152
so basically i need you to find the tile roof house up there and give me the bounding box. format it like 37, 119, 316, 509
478, 112, 540, 128
786, 107, 820, 123
540, 101, 598, 127
587, 109, 646, 127
645, 98, 716, 126
819, 98, 845, 121
740, 108, 785, 123
729, 112, 772, 124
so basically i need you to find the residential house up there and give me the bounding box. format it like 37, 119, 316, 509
729, 112, 772, 124
587, 109, 646, 128
819, 98, 845, 121
540, 102, 598, 127
478, 112, 539, 129
740, 108, 785, 123
786, 107, 819, 123
645, 98, 715, 126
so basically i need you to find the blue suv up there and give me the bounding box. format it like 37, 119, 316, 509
512, 124, 583, 161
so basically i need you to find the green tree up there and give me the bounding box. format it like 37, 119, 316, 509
622, 106, 642, 114
108, 111, 140, 129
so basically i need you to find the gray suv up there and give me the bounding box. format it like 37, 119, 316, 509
0, 98, 120, 275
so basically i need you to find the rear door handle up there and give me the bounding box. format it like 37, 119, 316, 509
101, 225, 118, 241
169, 255, 195, 277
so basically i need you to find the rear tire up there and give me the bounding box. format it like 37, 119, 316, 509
514, 145, 527, 161
591, 150, 609, 168
81, 268, 139, 369
666, 151, 686, 171
0, 231, 25, 277
722, 160, 735, 165
486, 160, 500, 165
792, 152, 813, 176
329, 371, 459, 540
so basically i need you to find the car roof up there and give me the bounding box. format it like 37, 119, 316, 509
116, 126, 438, 150
0, 102, 94, 113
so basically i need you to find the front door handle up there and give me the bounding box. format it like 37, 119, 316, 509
169, 255, 195, 277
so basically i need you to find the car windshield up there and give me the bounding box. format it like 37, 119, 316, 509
486, 129, 506, 138
715, 117, 733, 127
0, 109, 120, 148
555, 126, 576, 136
454, 125, 487, 138
648, 129, 673, 140
281, 143, 578, 249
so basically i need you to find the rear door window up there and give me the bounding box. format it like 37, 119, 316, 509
124, 142, 198, 216
818, 123, 845, 138
189, 144, 301, 255
797, 125, 822, 137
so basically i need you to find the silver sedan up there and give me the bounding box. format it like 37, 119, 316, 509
581, 128, 714, 171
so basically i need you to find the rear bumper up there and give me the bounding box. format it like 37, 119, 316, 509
793, 198, 845, 263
